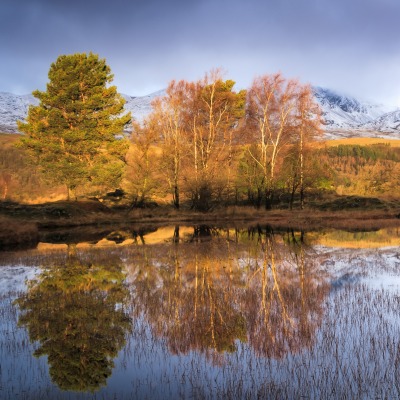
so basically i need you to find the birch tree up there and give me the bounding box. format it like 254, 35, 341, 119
246, 74, 319, 209
151, 80, 190, 209
186, 70, 245, 210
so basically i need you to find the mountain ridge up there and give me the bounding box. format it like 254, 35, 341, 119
313, 87, 395, 129
1, 88, 399, 140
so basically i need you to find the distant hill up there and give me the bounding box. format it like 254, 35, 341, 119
312, 87, 400, 140
0, 92, 38, 133
312, 87, 393, 128
1, 88, 399, 140
0, 90, 165, 134
363, 109, 400, 133
121, 89, 165, 124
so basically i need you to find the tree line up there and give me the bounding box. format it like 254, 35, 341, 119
18, 53, 327, 210
129, 69, 325, 210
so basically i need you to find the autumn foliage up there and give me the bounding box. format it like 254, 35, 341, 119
128, 70, 323, 210
4, 62, 397, 209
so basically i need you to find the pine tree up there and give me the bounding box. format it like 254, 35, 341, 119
18, 52, 130, 200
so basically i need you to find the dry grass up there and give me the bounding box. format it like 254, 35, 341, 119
0, 215, 38, 250
0, 133, 20, 147
315, 137, 400, 148
127, 205, 400, 231
269, 209, 400, 231
1, 199, 399, 241
0, 200, 123, 229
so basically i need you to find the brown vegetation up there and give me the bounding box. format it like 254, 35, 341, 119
0, 215, 38, 250
0, 134, 65, 203
0, 200, 116, 228
0, 194, 399, 251
1, 71, 400, 246
320, 137, 400, 148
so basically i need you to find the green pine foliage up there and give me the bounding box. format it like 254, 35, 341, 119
18, 53, 131, 200
321, 144, 400, 196
15, 254, 131, 391
326, 144, 400, 162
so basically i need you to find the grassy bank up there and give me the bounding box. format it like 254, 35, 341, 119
1, 196, 400, 251
0, 216, 39, 250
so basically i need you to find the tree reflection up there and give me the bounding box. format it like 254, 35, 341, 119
131, 241, 247, 357
160, 257, 246, 354
243, 227, 329, 358
128, 225, 329, 359
15, 246, 131, 392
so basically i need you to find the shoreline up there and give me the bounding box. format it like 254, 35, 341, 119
1, 202, 400, 251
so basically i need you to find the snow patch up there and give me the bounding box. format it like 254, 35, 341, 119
313, 87, 396, 132
1, 87, 399, 139
0, 92, 38, 133
122, 89, 166, 124
0, 265, 40, 294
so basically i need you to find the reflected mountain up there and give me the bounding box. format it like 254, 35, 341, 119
15, 246, 131, 392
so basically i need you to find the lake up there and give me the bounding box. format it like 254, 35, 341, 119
1, 224, 400, 399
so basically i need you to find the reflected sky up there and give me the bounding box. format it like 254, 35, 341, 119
1, 226, 400, 398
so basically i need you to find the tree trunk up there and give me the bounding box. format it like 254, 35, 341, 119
300, 187, 304, 210
299, 132, 305, 210
67, 186, 77, 201
173, 184, 180, 209
256, 188, 262, 209
265, 188, 273, 210
2, 179, 8, 200
173, 225, 180, 243
290, 185, 296, 211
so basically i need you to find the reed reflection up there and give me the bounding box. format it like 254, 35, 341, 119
128, 226, 330, 359
15, 245, 131, 392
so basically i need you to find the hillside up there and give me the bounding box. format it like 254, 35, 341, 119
0, 92, 38, 133
0, 90, 165, 134
363, 109, 400, 133
313, 87, 393, 129
1, 87, 399, 140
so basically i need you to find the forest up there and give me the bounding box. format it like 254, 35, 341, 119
1, 53, 400, 213
2, 133, 399, 209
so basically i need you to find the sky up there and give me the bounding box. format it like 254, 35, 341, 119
1, 0, 400, 106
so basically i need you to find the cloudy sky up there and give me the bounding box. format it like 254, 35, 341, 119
1, 0, 399, 105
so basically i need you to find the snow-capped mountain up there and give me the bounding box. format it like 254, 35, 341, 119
363, 109, 400, 133
122, 89, 165, 124
0, 92, 38, 133
312, 87, 395, 130
0, 90, 165, 134
1, 88, 399, 140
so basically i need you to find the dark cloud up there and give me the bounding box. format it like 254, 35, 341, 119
1, 0, 399, 105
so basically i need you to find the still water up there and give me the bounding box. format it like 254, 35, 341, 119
1, 225, 400, 399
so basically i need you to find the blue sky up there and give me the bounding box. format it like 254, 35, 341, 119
1, 0, 399, 105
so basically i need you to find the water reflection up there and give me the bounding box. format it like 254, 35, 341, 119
134, 252, 247, 356
33, 224, 400, 250
15, 245, 131, 392
6, 224, 400, 398
243, 229, 329, 358
128, 226, 330, 360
